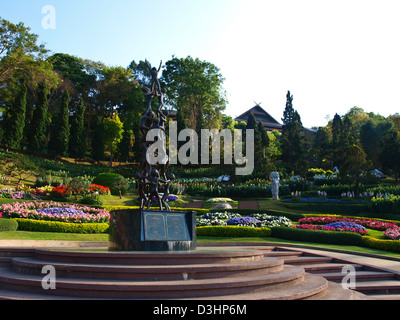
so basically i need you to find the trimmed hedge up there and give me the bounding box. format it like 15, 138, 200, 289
92, 173, 127, 196
13, 218, 109, 234
271, 226, 365, 246
364, 236, 400, 253
0, 218, 18, 232
197, 226, 272, 238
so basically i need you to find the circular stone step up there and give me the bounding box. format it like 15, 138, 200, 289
0, 265, 306, 299
33, 248, 266, 266
11, 257, 284, 281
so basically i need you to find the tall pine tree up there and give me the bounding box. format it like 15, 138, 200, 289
281, 91, 304, 173
91, 116, 105, 162
48, 90, 70, 156
3, 80, 27, 150
28, 82, 48, 152
69, 97, 86, 159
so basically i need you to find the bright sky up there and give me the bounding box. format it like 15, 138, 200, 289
1, 0, 400, 128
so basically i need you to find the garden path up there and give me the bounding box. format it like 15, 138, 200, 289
184, 200, 205, 209
238, 201, 259, 209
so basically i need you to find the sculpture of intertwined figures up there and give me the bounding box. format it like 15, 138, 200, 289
269, 171, 280, 201
136, 60, 171, 211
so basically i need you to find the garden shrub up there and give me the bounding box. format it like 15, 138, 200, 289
363, 236, 400, 253
371, 195, 400, 215
197, 226, 272, 238
80, 194, 106, 206
13, 218, 109, 234
92, 173, 127, 196
271, 227, 366, 246
0, 218, 18, 232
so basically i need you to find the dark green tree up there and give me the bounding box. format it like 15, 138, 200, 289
380, 128, 400, 183
258, 121, 270, 158
91, 117, 104, 162
69, 97, 86, 159
280, 91, 304, 172
47, 53, 96, 94
48, 90, 70, 156
28, 82, 48, 152
2, 81, 27, 150
360, 119, 393, 168
340, 144, 371, 197
313, 126, 331, 168
119, 126, 134, 163
247, 112, 258, 131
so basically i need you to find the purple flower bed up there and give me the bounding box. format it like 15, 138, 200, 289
324, 221, 367, 234
295, 223, 368, 235
226, 216, 262, 227
298, 216, 398, 231
0, 189, 41, 200
0, 201, 109, 224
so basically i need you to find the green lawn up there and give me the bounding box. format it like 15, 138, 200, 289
0, 231, 109, 241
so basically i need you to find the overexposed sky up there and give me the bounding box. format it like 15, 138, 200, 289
1, 0, 400, 128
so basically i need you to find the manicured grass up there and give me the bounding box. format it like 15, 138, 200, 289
0, 231, 108, 241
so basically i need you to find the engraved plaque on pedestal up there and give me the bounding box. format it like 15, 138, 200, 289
143, 212, 190, 242
109, 209, 196, 252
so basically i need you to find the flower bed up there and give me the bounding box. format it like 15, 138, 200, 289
384, 228, 400, 240
0, 201, 109, 224
298, 216, 398, 231
226, 216, 262, 227
51, 184, 111, 198
294, 221, 368, 235
0, 189, 41, 200
197, 211, 293, 228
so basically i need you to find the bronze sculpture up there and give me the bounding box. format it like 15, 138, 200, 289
135, 60, 171, 211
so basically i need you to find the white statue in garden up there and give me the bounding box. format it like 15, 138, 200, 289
269, 171, 280, 200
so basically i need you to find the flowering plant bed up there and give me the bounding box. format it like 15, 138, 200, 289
0, 188, 41, 201
0, 201, 110, 223
197, 211, 293, 228
298, 216, 399, 231
384, 228, 400, 240
51, 184, 111, 198
294, 221, 368, 235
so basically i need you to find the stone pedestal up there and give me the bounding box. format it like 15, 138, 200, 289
108, 209, 197, 252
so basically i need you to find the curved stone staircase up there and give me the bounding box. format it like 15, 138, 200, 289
0, 246, 365, 300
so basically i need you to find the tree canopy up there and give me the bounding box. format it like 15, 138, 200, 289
162, 56, 227, 131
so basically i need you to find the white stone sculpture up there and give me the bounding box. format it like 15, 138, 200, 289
269, 171, 280, 201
